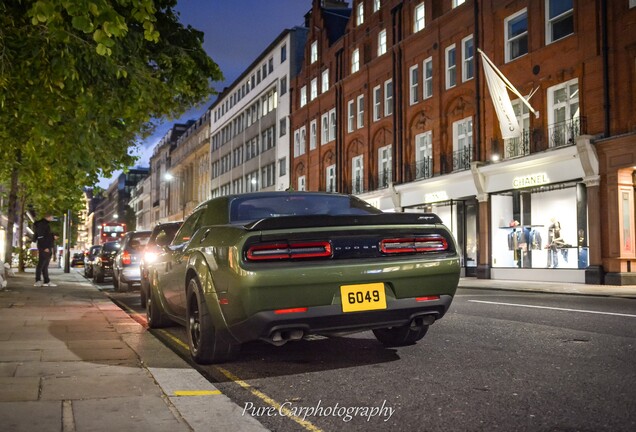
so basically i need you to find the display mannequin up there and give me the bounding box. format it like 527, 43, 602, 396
547, 218, 564, 268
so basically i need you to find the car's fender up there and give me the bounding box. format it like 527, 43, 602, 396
186, 251, 240, 343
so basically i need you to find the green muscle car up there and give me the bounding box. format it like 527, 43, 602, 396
146, 192, 460, 364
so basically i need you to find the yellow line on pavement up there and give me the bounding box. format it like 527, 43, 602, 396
173, 390, 222, 396
158, 330, 322, 432
216, 367, 323, 432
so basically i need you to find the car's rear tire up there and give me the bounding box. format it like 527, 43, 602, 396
373, 323, 429, 347
186, 278, 239, 364
146, 284, 172, 328
140, 281, 148, 308
113, 273, 120, 290
94, 268, 104, 283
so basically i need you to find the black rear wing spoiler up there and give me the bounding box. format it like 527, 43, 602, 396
244, 213, 443, 231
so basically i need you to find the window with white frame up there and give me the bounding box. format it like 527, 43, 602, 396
310, 119, 317, 150
452, 117, 473, 170
300, 126, 306, 156
300, 86, 307, 107
348, 100, 355, 132
378, 29, 387, 56
326, 164, 336, 192
310, 41, 318, 63
352, 48, 360, 73
462, 35, 474, 82
452, 0, 466, 7
409, 65, 419, 105
279, 157, 287, 177
321, 113, 329, 145
321, 69, 329, 93
414, 3, 425, 33
548, 78, 579, 147
378, 145, 392, 188
310, 78, 318, 101
415, 131, 432, 179
446, 44, 456, 89
233, 178, 243, 194
373, 85, 382, 121
504, 98, 531, 158
329, 108, 336, 142
505, 9, 528, 62
352, 155, 364, 194
297, 175, 306, 191
423, 57, 433, 99
373, 0, 381, 13
384, 79, 393, 116
631, 0, 636, 8
545, 0, 574, 44
280, 76, 287, 95
356, 2, 364, 26
357, 95, 365, 128
281, 44, 287, 62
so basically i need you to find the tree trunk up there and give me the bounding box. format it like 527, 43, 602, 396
4, 165, 19, 269
17, 194, 26, 273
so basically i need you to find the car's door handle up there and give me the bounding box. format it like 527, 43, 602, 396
200, 229, 211, 243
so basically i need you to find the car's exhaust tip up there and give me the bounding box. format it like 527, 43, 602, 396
266, 329, 305, 346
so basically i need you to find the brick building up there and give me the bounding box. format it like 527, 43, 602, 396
290, 0, 636, 285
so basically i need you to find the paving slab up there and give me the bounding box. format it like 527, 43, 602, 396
0, 401, 62, 432
0, 376, 41, 402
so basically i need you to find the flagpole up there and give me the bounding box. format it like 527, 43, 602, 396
477, 48, 539, 118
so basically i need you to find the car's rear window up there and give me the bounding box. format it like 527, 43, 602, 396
102, 242, 120, 252
127, 233, 150, 251
229, 194, 382, 223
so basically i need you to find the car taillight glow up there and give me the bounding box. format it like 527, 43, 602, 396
380, 235, 448, 254
416, 295, 441, 302
274, 307, 308, 314
122, 250, 131, 265
246, 241, 332, 261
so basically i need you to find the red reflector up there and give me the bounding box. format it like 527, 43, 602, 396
274, 307, 308, 315
122, 250, 131, 265
380, 235, 448, 254
416, 295, 440, 302
219, 298, 229, 305
247, 241, 332, 261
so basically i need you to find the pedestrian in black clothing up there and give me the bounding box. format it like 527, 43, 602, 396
33, 215, 57, 287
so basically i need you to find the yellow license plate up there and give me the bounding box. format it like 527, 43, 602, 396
340, 283, 387, 313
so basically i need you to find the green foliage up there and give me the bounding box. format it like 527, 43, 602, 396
0, 0, 223, 216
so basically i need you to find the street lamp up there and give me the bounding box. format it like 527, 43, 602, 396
164, 172, 186, 220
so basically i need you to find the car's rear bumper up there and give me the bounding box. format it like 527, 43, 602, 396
119, 267, 141, 285
226, 295, 453, 343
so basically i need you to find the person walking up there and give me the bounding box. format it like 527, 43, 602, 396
33, 214, 57, 287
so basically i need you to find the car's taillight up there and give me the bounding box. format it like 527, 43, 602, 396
246, 241, 332, 261
122, 250, 131, 265
380, 235, 448, 254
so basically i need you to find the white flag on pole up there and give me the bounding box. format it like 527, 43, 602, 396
480, 51, 520, 139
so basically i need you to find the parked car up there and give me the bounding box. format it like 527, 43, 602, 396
112, 230, 151, 292
84, 245, 101, 278
140, 222, 183, 307
146, 191, 460, 364
71, 252, 85, 267
92, 241, 120, 283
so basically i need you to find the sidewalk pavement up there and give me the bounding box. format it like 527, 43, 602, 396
0, 266, 267, 432
1, 268, 635, 432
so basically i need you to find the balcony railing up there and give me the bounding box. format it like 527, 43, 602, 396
547, 116, 586, 149
370, 169, 392, 191
405, 157, 433, 182
452, 146, 473, 172
503, 129, 531, 159
351, 176, 366, 195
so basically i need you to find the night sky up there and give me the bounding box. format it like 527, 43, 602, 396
100, 0, 315, 187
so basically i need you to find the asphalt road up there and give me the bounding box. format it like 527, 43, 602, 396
93, 274, 636, 432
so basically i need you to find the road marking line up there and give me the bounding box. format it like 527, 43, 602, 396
157, 329, 323, 431
173, 390, 221, 396
468, 300, 636, 318
216, 367, 323, 432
